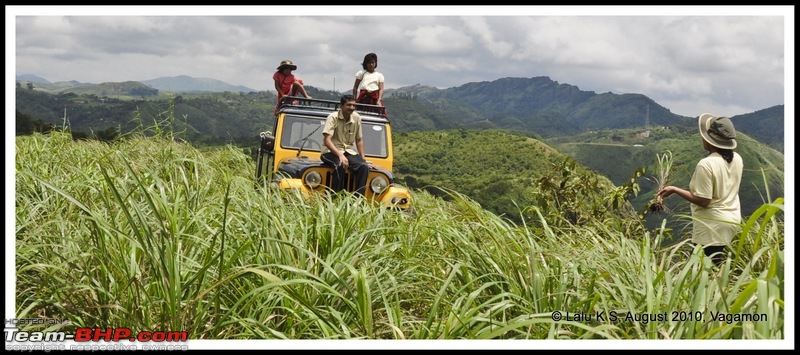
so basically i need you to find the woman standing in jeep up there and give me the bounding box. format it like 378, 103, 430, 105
352, 53, 384, 108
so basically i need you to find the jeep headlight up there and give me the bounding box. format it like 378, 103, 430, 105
370, 176, 388, 194
304, 171, 322, 188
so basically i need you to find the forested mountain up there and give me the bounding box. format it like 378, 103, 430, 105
15, 75, 784, 150
403, 77, 693, 136
729, 105, 785, 152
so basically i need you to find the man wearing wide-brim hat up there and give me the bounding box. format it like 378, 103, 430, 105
657, 113, 744, 266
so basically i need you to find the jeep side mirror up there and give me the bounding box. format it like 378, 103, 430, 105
260, 132, 275, 155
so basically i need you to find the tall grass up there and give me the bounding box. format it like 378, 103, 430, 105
14, 132, 784, 340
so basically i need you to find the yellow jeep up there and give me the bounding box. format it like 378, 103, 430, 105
256, 96, 411, 210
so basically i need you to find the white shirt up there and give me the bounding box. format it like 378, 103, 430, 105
355, 70, 384, 92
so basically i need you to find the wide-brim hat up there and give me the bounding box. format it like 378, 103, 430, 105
698, 113, 737, 150
277, 60, 297, 71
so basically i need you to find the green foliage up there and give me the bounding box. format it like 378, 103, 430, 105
394, 129, 639, 230
16, 109, 55, 135
14, 133, 784, 340
13, 78, 786, 343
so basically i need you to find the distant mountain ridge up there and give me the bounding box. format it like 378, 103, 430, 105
15, 74, 256, 93
411, 76, 694, 136
15, 73, 784, 151
141, 75, 255, 93
16, 74, 50, 83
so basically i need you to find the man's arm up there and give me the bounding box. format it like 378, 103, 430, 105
323, 133, 347, 168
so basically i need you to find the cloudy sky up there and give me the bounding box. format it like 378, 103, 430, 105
8, 6, 793, 118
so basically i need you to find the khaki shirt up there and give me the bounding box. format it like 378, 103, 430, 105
322, 109, 362, 156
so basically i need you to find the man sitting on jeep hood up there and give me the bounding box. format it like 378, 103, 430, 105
321, 94, 371, 196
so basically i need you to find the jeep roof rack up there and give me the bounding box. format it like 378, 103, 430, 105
277, 96, 388, 120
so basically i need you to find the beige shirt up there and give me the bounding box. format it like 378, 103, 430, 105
689, 152, 743, 246
321, 109, 362, 156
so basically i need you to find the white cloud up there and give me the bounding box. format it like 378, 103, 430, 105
8, 6, 792, 117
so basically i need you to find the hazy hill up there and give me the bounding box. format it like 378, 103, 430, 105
384, 84, 442, 97
142, 75, 255, 93
15, 74, 256, 95
15, 78, 155, 97
16, 74, 50, 83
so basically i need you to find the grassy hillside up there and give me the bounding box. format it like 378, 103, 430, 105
392, 127, 783, 243
546, 126, 785, 224
393, 129, 634, 227
14, 132, 784, 341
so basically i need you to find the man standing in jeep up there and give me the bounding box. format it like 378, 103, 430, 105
321, 94, 370, 196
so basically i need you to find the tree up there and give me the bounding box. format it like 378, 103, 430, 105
16, 110, 54, 135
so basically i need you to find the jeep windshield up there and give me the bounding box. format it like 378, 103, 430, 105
280, 114, 389, 158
